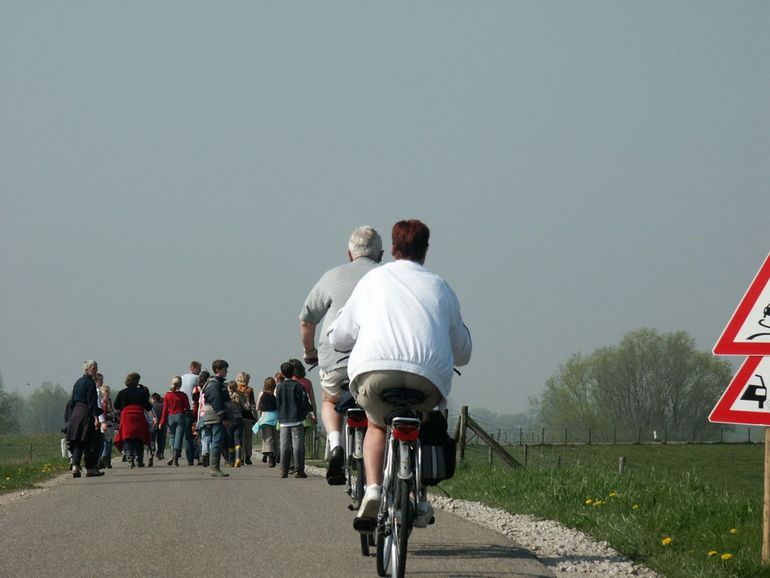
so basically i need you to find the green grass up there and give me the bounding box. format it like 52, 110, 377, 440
441, 443, 769, 578
0, 434, 70, 494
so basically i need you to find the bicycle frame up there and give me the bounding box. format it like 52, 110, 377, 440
376, 416, 423, 578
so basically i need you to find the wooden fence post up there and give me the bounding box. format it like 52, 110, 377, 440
618, 456, 626, 474
524, 444, 529, 468
637, 428, 642, 444
519, 427, 523, 446
458, 406, 468, 462
541, 428, 545, 445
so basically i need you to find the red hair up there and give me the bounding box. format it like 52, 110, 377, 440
392, 220, 430, 262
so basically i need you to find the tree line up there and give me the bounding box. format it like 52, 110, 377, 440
0, 373, 70, 435
0, 329, 732, 440
535, 328, 733, 440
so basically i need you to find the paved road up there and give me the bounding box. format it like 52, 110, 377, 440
0, 459, 552, 577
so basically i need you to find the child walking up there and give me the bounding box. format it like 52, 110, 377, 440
226, 381, 244, 467
276, 361, 311, 479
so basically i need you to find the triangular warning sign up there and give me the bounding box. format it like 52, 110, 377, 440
709, 357, 770, 426
714, 252, 770, 356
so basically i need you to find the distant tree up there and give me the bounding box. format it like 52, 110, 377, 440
539, 328, 733, 441
0, 372, 23, 434
21, 382, 70, 434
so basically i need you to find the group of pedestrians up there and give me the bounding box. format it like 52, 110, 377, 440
64, 220, 472, 536
64, 357, 320, 479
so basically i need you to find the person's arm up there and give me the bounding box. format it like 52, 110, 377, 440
448, 287, 472, 366
160, 394, 169, 428
327, 289, 360, 353
300, 321, 318, 365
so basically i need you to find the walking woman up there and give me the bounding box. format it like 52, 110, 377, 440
98, 382, 117, 469
256, 376, 278, 467
114, 372, 152, 468
65, 360, 104, 478
236, 372, 256, 465
160, 376, 190, 466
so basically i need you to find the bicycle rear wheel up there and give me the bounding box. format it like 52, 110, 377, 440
390, 477, 412, 578
352, 458, 365, 510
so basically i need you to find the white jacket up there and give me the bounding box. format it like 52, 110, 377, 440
327, 259, 471, 401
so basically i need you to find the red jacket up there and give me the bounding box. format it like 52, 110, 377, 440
160, 390, 190, 427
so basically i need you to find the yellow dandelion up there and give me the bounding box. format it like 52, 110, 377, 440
632, 504, 640, 510
707, 550, 718, 557
4, 477, 9, 481
729, 528, 738, 535
721, 553, 733, 561
608, 491, 618, 498
592, 500, 603, 507
585, 499, 594, 505
662, 537, 673, 546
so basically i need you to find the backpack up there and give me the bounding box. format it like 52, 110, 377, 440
419, 410, 456, 486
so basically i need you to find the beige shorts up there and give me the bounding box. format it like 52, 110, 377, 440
354, 370, 442, 428
320, 367, 350, 399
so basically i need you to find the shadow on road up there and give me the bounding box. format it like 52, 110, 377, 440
414, 541, 537, 560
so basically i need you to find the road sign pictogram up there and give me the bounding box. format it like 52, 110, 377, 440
713, 252, 770, 356
709, 357, 770, 426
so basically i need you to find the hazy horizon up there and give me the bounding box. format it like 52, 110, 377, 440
2, 2, 768, 415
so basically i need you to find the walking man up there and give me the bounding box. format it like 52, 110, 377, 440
299, 226, 383, 484
179, 361, 201, 465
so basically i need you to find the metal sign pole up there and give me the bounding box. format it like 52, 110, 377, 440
762, 427, 770, 566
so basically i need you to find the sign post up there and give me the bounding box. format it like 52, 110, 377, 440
710, 252, 770, 564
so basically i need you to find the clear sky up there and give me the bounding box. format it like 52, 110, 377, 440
1, 1, 768, 414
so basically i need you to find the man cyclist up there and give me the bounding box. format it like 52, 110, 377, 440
299, 226, 383, 485
328, 219, 472, 526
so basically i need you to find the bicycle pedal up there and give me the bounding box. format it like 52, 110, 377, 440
353, 517, 376, 533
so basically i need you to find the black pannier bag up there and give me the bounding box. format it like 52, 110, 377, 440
419, 410, 456, 485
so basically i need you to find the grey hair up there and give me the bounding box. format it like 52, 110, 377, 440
348, 226, 382, 260
83, 360, 97, 372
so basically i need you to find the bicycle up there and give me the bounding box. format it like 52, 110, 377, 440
372, 388, 426, 578
344, 406, 375, 556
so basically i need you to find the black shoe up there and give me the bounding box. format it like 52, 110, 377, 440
122, 454, 127, 462
295, 471, 308, 479
137, 461, 145, 468
280, 471, 288, 479
85, 469, 105, 477
245, 457, 252, 465
326, 446, 346, 486
262, 454, 268, 463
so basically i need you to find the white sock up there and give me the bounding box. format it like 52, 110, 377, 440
328, 431, 342, 449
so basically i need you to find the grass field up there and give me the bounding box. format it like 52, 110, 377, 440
0, 434, 70, 494
443, 442, 769, 578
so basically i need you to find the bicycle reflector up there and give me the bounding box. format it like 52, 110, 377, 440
347, 414, 368, 428
393, 423, 420, 442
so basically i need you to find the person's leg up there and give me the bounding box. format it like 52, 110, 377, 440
183, 413, 195, 465
71, 441, 84, 475
209, 422, 228, 477
241, 419, 253, 464
292, 425, 306, 476
233, 425, 243, 467
363, 424, 386, 486
157, 426, 167, 459
279, 426, 291, 477
201, 424, 211, 466
320, 368, 346, 484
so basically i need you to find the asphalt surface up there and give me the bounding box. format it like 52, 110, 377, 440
0, 457, 553, 578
